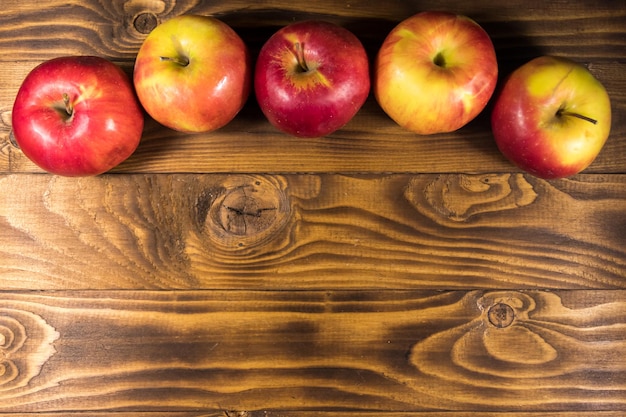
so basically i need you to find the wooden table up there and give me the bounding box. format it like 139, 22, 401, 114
1, 1, 625, 415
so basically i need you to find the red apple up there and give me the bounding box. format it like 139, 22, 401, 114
254, 20, 370, 138
374, 11, 498, 135
11, 56, 144, 176
133, 15, 251, 133
491, 56, 612, 179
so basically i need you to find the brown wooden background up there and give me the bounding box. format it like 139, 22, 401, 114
0, 0, 625, 415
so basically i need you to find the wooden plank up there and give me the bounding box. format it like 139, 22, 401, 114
1, 70, 623, 174
3, 75, 624, 174
0, 414, 623, 417
0, 290, 623, 412
0, 173, 624, 290
0, 1, 624, 174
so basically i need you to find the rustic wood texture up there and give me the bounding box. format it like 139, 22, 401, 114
0, 290, 624, 412
0, 0, 624, 415
1, 173, 625, 290
1, 414, 624, 417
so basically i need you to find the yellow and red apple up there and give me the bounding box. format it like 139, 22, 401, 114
491, 56, 612, 179
254, 20, 370, 138
374, 11, 498, 135
133, 15, 251, 133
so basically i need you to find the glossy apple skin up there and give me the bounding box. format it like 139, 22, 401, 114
11, 56, 144, 176
374, 11, 498, 135
254, 20, 370, 138
491, 56, 612, 179
134, 15, 251, 133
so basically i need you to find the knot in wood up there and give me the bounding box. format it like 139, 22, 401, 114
199, 175, 290, 249
0, 308, 59, 390
219, 185, 278, 236
0, 314, 27, 385
409, 173, 537, 223
487, 302, 515, 328
0, 318, 17, 354
133, 12, 158, 34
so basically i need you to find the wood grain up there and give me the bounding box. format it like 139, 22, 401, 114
0, 1, 624, 174
0, 290, 623, 413
1, 0, 624, 61
1, 414, 624, 417
0, 173, 624, 290
1, 1, 625, 414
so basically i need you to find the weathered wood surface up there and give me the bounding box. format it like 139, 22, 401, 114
0, 0, 625, 415
1, 173, 625, 290
1, 414, 624, 417
0, 290, 624, 412
0, 0, 625, 174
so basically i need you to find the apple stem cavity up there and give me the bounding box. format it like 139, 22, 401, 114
160, 56, 190, 67
557, 109, 598, 125
294, 42, 309, 73
433, 52, 446, 68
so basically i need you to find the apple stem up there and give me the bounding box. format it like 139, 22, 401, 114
294, 42, 309, 72
160, 56, 190, 67
62, 93, 73, 117
557, 109, 597, 125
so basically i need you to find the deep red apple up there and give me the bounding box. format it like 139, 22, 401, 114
254, 20, 370, 138
491, 56, 612, 179
11, 56, 144, 176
